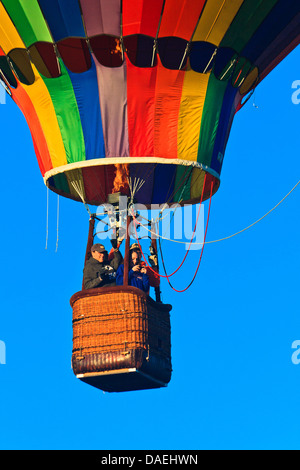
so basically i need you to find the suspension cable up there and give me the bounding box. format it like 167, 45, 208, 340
134, 178, 300, 246
132, 174, 208, 279
160, 180, 213, 293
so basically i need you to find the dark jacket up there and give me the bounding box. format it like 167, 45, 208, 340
83, 250, 123, 290
116, 264, 150, 293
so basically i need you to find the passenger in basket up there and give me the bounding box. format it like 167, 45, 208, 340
83, 241, 123, 290
129, 243, 160, 290
116, 246, 150, 293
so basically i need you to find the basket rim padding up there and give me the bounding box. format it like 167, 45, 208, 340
70, 285, 172, 312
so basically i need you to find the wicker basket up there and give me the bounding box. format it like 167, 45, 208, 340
70, 286, 172, 392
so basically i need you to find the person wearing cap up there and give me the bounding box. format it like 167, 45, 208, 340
83, 241, 123, 290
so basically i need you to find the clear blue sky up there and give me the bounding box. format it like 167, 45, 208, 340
0, 46, 299, 451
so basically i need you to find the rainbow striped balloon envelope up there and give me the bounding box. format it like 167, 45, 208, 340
0, 0, 299, 206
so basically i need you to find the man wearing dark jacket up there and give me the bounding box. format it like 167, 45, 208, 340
83, 242, 123, 290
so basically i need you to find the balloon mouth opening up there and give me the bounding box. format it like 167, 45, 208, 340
44, 160, 220, 207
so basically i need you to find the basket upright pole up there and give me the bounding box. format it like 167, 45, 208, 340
151, 223, 161, 303
123, 202, 130, 287
82, 215, 95, 289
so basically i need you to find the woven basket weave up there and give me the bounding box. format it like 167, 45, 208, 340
70, 286, 172, 389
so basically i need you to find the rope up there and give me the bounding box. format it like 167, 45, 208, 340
129, 176, 145, 200
45, 187, 49, 250
69, 178, 92, 216
160, 180, 213, 293
205, 179, 300, 244
132, 174, 208, 279
55, 195, 59, 253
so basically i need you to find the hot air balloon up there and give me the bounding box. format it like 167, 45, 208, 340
0, 0, 299, 392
